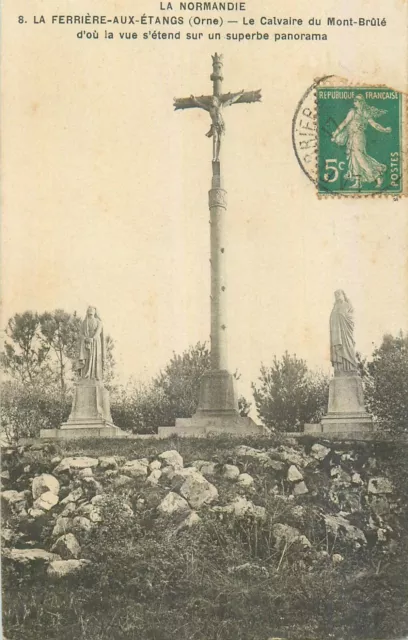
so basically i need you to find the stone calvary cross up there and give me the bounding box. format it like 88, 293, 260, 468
162, 54, 265, 437
174, 53, 261, 163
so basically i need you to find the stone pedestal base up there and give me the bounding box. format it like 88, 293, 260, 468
158, 414, 266, 438
40, 379, 126, 439
158, 369, 267, 437
195, 370, 238, 416
304, 374, 374, 437
40, 424, 126, 439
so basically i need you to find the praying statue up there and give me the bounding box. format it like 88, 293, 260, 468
190, 90, 245, 161
77, 306, 105, 381
330, 290, 358, 373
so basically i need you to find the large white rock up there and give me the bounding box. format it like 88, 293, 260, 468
310, 443, 331, 461
28, 508, 46, 519
176, 511, 201, 532
60, 503, 77, 518
180, 474, 218, 509
3, 548, 60, 564
121, 459, 149, 478
53, 457, 99, 474
271, 446, 311, 468
223, 464, 240, 480
324, 514, 367, 546
234, 445, 271, 464
73, 516, 93, 533
293, 481, 309, 496
47, 559, 90, 579
214, 497, 266, 521
200, 462, 217, 477
76, 503, 102, 523
51, 534, 81, 559
60, 487, 84, 505
158, 450, 183, 469
1, 490, 26, 506
191, 460, 209, 471
146, 469, 162, 486
149, 460, 162, 471
33, 491, 59, 511
98, 456, 118, 470
112, 475, 134, 488
287, 465, 303, 483
170, 467, 201, 490
367, 477, 393, 495
272, 523, 311, 550
32, 474, 60, 500
78, 468, 93, 479
157, 492, 190, 517
52, 516, 74, 538
1, 490, 27, 518
237, 473, 254, 488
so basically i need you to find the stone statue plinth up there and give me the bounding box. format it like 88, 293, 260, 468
195, 370, 237, 416
41, 380, 125, 440
318, 373, 374, 434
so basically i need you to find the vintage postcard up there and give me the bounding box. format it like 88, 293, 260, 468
2, 0, 408, 638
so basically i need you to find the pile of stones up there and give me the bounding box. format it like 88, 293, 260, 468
1, 439, 401, 579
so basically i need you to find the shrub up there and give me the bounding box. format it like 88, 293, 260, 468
1, 381, 71, 442
363, 332, 408, 433
252, 353, 329, 431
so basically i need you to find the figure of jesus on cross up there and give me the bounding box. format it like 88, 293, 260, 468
174, 53, 261, 162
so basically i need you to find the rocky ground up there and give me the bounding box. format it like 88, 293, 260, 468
2, 434, 408, 640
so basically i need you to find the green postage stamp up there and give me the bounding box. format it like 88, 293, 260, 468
317, 86, 404, 195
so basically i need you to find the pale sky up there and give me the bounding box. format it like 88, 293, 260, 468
2, 0, 407, 401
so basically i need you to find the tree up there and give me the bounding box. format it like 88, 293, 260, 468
153, 342, 211, 424
364, 332, 408, 433
39, 310, 81, 391
2, 309, 116, 391
252, 352, 329, 432
1, 312, 51, 385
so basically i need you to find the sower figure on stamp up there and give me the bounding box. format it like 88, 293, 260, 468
190, 91, 244, 162
331, 94, 391, 189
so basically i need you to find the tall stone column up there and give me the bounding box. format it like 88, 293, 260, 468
194, 161, 239, 418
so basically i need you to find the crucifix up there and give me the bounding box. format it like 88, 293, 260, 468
174, 53, 261, 162
171, 54, 263, 432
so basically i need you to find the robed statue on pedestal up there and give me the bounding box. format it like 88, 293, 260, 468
77, 306, 105, 381
330, 290, 358, 374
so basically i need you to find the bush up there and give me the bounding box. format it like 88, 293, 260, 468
110, 381, 170, 433
1, 381, 71, 442
363, 332, 408, 433
252, 353, 329, 431
110, 343, 251, 433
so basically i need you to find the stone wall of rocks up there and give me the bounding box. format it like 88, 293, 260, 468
1, 437, 403, 579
